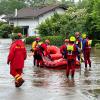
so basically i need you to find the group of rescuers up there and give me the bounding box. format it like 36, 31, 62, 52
7, 32, 92, 87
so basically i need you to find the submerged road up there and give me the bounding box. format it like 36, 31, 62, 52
0, 39, 100, 100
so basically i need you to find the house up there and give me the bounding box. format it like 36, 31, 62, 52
4, 5, 67, 36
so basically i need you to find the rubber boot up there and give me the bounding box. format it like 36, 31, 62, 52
15, 76, 24, 87
89, 63, 91, 71
71, 74, 74, 82
85, 63, 87, 70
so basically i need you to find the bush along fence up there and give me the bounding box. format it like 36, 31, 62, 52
24, 35, 66, 46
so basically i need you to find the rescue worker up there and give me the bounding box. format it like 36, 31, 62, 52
60, 39, 69, 59
66, 36, 78, 80
75, 32, 82, 61
44, 39, 51, 57
31, 37, 41, 66
34, 42, 44, 67
40, 39, 52, 60
7, 33, 27, 87
82, 33, 91, 70
33, 40, 50, 67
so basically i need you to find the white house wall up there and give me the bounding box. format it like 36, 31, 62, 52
38, 8, 65, 24
10, 8, 65, 36
11, 19, 39, 36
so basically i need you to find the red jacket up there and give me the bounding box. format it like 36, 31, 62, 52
7, 40, 27, 69
60, 44, 66, 55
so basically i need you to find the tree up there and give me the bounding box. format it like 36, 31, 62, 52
91, 0, 100, 39
0, 0, 27, 14
38, 7, 88, 36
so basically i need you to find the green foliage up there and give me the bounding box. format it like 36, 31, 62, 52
38, 13, 62, 36
13, 26, 22, 34
24, 35, 65, 46
77, 0, 100, 39
95, 43, 100, 49
0, 0, 26, 14
91, 0, 100, 32
42, 36, 65, 46
0, 24, 13, 38
0, 0, 59, 14
38, 7, 88, 36
92, 40, 100, 46
24, 36, 37, 44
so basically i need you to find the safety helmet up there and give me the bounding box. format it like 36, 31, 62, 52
69, 36, 76, 42
35, 37, 41, 41
82, 33, 86, 39
45, 39, 50, 44
75, 32, 80, 38
64, 39, 69, 42
18, 33, 22, 37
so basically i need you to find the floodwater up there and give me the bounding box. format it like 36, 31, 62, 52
0, 39, 100, 100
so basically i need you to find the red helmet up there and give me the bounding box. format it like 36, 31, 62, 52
18, 33, 22, 37
64, 39, 69, 42
45, 39, 50, 44
35, 37, 41, 41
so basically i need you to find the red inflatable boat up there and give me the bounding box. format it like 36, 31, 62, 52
42, 45, 80, 70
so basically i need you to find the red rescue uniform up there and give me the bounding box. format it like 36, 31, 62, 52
7, 40, 27, 77
82, 38, 91, 68
66, 43, 78, 79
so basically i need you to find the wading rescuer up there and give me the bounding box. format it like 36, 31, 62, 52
75, 32, 83, 62
66, 36, 78, 80
7, 33, 27, 87
82, 33, 92, 70
31, 37, 41, 66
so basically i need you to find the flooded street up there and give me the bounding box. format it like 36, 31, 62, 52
0, 39, 100, 100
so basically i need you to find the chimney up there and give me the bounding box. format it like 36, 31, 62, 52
15, 9, 18, 17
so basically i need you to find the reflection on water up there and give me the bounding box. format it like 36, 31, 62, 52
84, 70, 91, 77
0, 39, 100, 100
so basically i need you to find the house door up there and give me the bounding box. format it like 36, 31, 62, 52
22, 26, 29, 37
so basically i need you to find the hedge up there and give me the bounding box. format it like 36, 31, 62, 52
24, 35, 66, 46
42, 36, 66, 46
24, 36, 37, 44
95, 43, 100, 49
92, 40, 100, 46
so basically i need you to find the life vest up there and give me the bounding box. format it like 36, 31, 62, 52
66, 44, 76, 59
86, 39, 92, 49
88, 40, 92, 46
32, 41, 43, 51
32, 41, 38, 51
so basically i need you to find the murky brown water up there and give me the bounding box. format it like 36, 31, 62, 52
0, 39, 100, 100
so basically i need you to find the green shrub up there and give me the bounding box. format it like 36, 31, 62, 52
0, 24, 13, 38
42, 36, 65, 46
24, 35, 66, 46
13, 26, 22, 33
92, 40, 100, 46
95, 43, 100, 49
24, 36, 37, 44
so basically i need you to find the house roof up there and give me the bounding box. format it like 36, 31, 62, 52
4, 4, 67, 19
